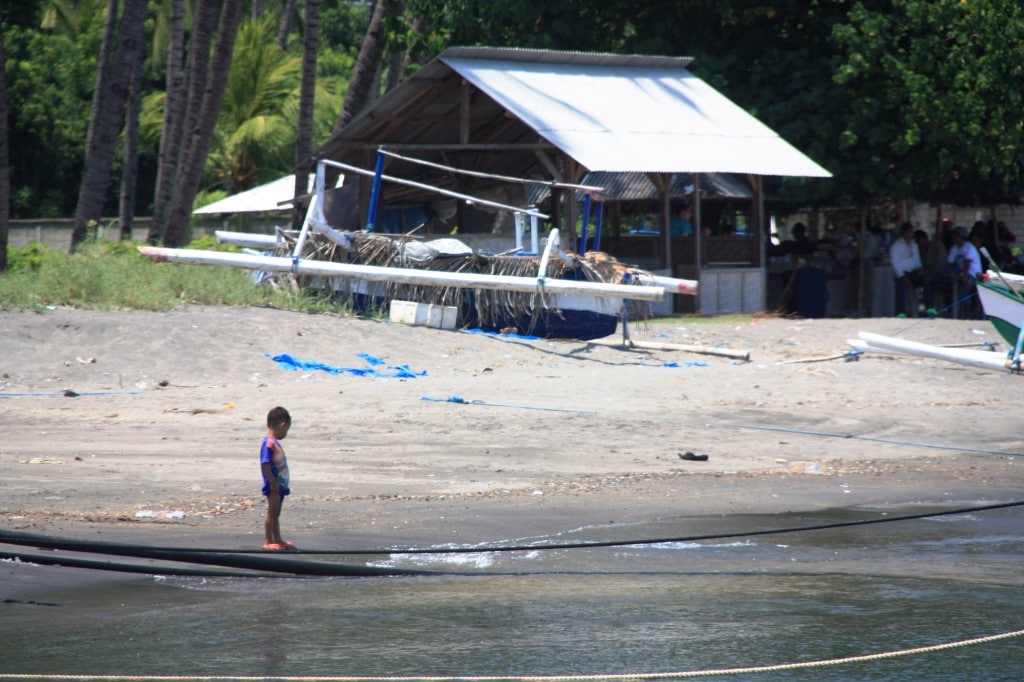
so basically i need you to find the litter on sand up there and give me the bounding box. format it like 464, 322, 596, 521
267, 353, 427, 379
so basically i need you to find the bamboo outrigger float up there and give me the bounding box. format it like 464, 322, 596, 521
849, 267, 1024, 374
138, 244, 665, 302
142, 153, 697, 340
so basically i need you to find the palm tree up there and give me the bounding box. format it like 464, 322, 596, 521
141, 13, 342, 212
70, 0, 148, 252
149, 0, 188, 243
293, 0, 321, 228
163, 0, 246, 247
277, 0, 296, 49
119, 48, 145, 240
210, 16, 301, 192
152, 0, 219, 243
332, 0, 398, 134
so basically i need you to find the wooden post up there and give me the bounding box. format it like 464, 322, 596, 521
660, 174, 672, 270
694, 173, 703, 267
858, 204, 868, 317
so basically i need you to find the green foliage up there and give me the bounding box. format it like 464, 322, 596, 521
830, 0, 1024, 205
4, 242, 65, 272
399, 0, 1024, 209
0, 239, 343, 314
140, 14, 343, 198
213, 16, 303, 191
184, 234, 243, 252
9, 0, 1024, 225
4, 3, 107, 217
320, 1, 372, 52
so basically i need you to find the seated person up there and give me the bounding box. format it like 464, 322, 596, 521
942, 226, 983, 286
889, 222, 935, 316
784, 222, 816, 255
669, 204, 694, 237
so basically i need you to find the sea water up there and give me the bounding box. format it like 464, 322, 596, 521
2, 506, 1022, 681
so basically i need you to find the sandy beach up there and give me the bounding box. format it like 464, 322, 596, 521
1, 306, 1021, 560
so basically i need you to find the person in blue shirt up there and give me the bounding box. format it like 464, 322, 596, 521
260, 406, 294, 550
670, 203, 694, 237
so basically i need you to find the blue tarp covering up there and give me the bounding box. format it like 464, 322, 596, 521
267, 353, 426, 379
463, 327, 542, 341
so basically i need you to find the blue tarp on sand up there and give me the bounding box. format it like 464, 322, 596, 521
267, 353, 426, 379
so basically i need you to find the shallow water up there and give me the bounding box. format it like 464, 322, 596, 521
3, 506, 1022, 681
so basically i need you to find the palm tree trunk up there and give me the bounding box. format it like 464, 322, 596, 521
0, 24, 10, 272
332, 0, 398, 135
70, 0, 119, 251
292, 0, 321, 230
70, 0, 149, 252
164, 0, 246, 248
152, 0, 218, 243
119, 51, 144, 241
400, 14, 428, 77
277, 0, 296, 49
149, 0, 187, 244
81, 0, 119, 179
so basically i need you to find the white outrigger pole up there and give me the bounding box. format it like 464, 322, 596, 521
141, 156, 667, 302
849, 331, 1015, 372
138, 246, 665, 301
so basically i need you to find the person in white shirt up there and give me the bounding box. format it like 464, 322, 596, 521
889, 222, 935, 316
946, 226, 983, 284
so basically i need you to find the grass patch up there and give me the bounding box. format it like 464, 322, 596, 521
0, 239, 341, 314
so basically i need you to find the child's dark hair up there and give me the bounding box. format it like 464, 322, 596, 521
267, 406, 291, 426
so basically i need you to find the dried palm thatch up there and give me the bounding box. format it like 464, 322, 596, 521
260, 231, 652, 332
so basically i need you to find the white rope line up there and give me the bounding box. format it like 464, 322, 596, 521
2, 627, 1021, 681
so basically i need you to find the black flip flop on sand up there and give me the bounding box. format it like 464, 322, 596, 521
679, 451, 709, 462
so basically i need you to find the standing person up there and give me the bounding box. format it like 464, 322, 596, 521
915, 229, 947, 309
670, 203, 694, 237
260, 406, 295, 551
889, 222, 935, 316
944, 226, 984, 318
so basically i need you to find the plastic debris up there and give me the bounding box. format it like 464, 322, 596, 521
662, 360, 710, 368
267, 353, 426, 379
134, 510, 185, 519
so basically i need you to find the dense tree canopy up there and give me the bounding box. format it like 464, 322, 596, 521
3, 0, 1024, 236
831, 0, 1024, 206
2, 0, 362, 224
400, 0, 1024, 210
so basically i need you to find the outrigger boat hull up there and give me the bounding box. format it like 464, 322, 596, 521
976, 281, 1024, 346
139, 246, 663, 340
168, 155, 696, 341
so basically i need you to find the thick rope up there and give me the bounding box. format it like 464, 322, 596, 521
1, 500, 1020, 561
0, 628, 1020, 681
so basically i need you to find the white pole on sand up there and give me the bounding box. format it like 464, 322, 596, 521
138, 246, 667, 302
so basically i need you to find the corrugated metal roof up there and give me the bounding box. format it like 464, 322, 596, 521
582, 171, 752, 201
319, 47, 830, 211
193, 174, 344, 215
440, 46, 695, 70
440, 49, 831, 177
527, 172, 751, 205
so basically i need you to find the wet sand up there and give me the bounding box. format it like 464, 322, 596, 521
1, 306, 1021, 590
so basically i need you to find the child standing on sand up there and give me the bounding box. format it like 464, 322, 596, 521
260, 406, 294, 550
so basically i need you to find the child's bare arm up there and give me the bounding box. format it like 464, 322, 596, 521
261, 461, 279, 492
